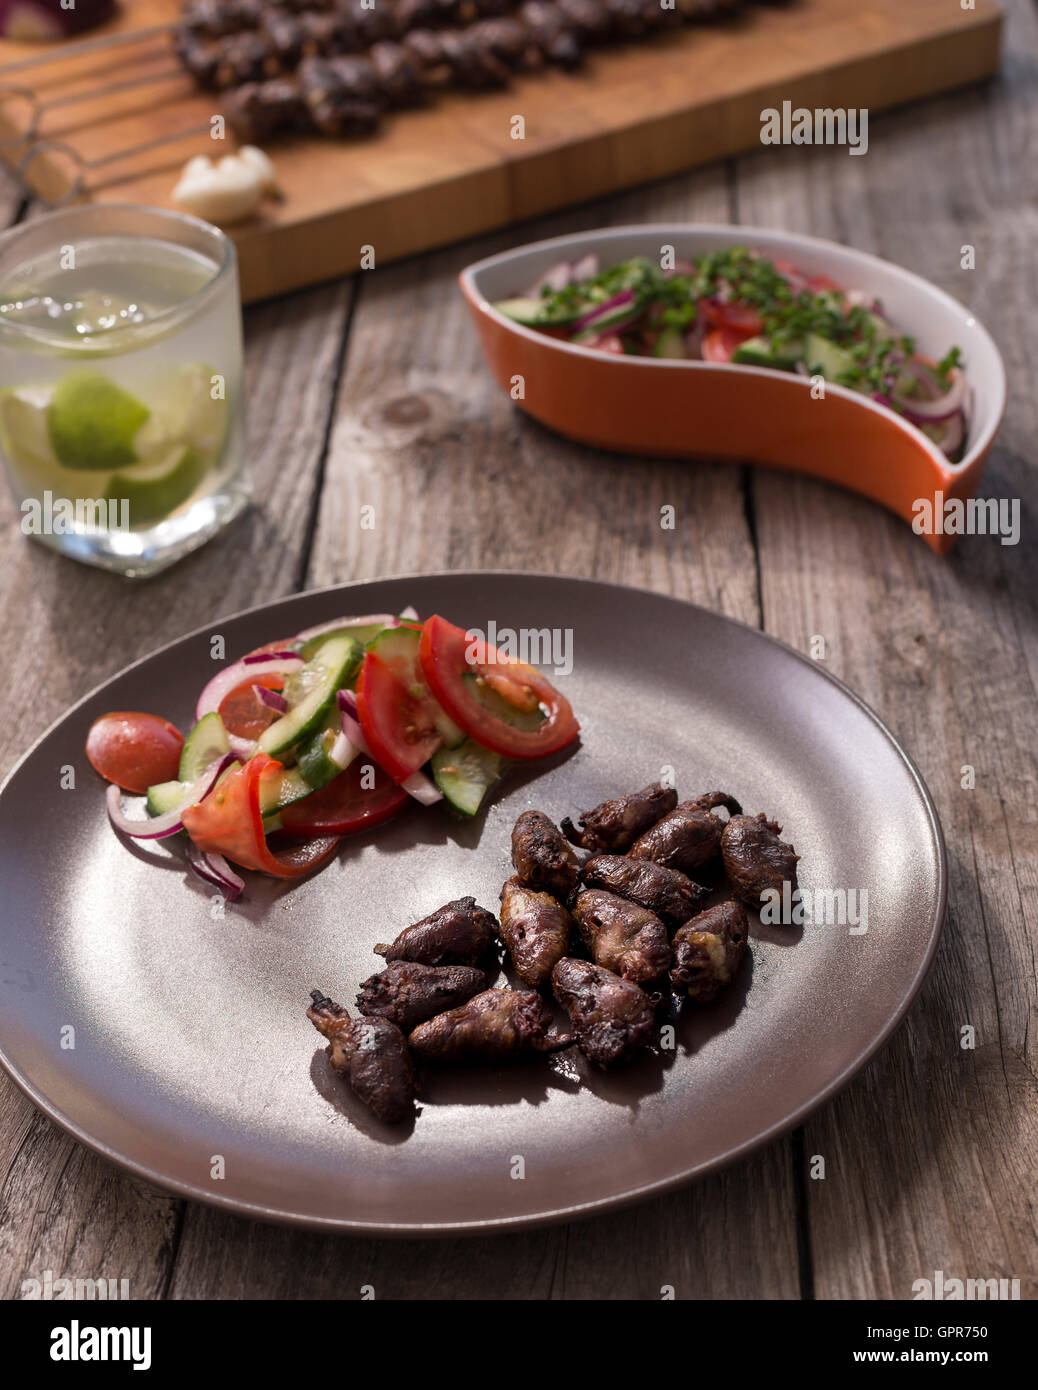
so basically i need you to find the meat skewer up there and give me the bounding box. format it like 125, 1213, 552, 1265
223, 11, 583, 140
183, 0, 756, 137
174, 0, 539, 87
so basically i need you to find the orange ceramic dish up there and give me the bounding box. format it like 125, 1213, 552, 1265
459, 226, 1006, 554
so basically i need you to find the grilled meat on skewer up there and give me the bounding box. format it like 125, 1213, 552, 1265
561, 781, 678, 852
356, 960, 487, 1031
629, 791, 742, 874
551, 957, 655, 1066
375, 895, 498, 966
581, 853, 707, 927
573, 887, 672, 982
720, 813, 799, 908
408, 988, 573, 1060
670, 900, 748, 1002
223, 4, 583, 138
298, 54, 384, 134
307, 989, 415, 1124
498, 876, 573, 986
511, 809, 582, 900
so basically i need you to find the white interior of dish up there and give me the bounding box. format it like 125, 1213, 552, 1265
462, 225, 1007, 474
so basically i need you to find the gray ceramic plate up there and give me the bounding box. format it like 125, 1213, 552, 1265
0, 573, 945, 1235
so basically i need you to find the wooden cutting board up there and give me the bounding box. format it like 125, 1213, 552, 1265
0, 0, 1002, 302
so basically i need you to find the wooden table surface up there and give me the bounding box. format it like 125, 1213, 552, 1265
1, 0, 1035, 1303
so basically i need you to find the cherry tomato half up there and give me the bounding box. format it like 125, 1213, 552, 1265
418, 615, 579, 760
218, 639, 294, 741
86, 712, 184, 793
699, 298, 764, 337
355, 651, 442, 782
280, 758, 408, 837
702, 327, 750, 364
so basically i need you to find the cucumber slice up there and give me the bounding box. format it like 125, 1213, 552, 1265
431, 739, 504, 816
298, 622, 386, 662
146, 779, 188, 817
260, 765, 313, 814
298, 714, 358, 790
652, 327, 686, 359
178, 711, 230, 782
731, 335, 805, 370
257, 633, 362, 757
804, 333, 859, 382
493, 297, 584, 328
146, 759, 313, 821
368, 626, 466, 748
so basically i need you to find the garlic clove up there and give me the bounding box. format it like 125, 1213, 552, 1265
237, 145, 278, 194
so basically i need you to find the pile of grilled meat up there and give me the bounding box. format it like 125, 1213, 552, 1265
307, 780, 799, 1126
173, 0, 789, 142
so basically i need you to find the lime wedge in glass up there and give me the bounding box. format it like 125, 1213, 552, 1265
0, 385, 57, 468
105, 446, 207, 527
46, 371, 151, 471
146, 363, 228, 463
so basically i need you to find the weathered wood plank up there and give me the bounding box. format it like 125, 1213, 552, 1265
733, 0, 1038, 1301
0, 273, 353, 1299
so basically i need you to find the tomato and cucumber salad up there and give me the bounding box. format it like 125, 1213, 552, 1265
494, 246, 968, 461
89, 608, 579, 899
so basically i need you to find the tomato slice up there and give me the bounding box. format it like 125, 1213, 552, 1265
702, 327, 749, 364
355, 651, 442, 782
699, 298, 764, 337
86, 712, 184, 793
584, 333, 625, 355
418, 615, 579, 760
182, 753, 339, 878
218, 639, 294, 741
808, 273, 842, 294
280, 758, 408, 837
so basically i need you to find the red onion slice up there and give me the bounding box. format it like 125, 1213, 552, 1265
185, 843, 244, 901
242, 650, 300, 665
400, 768, 443, 806
893, 366, 965, 422
292, 614, 396, 645
573, 289, 636, 333
337, 689, 371, 756
253, 684, 288, 713
397, 605, 419, 622
570, 253, 599, 282
328, 728, 357, 769
106, 753, 234, 840
196, 656, 302, 723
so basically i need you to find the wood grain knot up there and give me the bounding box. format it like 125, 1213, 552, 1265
381, 394, 432, 427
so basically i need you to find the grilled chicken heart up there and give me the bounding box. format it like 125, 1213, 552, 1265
307, 990, 415, 1125
670, 900, 749, 1003
408, 988, 573, 1062
561, 781, 678, 852
498, 876, 573, 986
551, 957, 656, 1067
